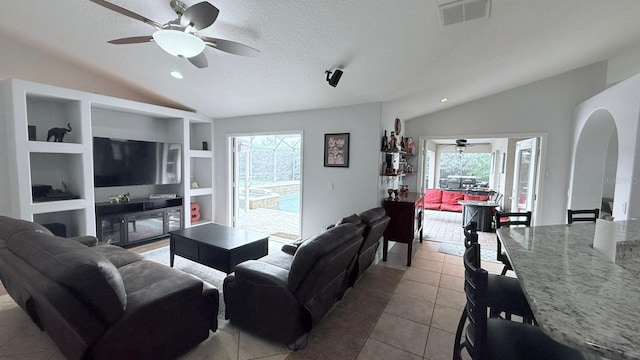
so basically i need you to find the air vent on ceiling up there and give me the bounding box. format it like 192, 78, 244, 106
439, 0, 491, 27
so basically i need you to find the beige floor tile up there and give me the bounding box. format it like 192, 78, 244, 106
394, 279, 438, 303
438, 274, 464, 292
444, 254, 462, 265
410, 258, 443, 273
238, 330, 290, 360
356, 338, 422, 360
0, 321, 58, 357
441, 263, 465, 278
384, 293, 434, 325
257, 354, 290, 360
369, 313, 429, 356
403, 267, 440, 286
413, 249, 445, 262
431, 305, 464, 334
415, 241, 441, 253
435, 288, 466, 310
424, 327, 455, 360
180, 329, 240, 360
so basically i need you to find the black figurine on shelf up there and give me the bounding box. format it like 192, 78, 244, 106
381, 130, 388, 151
47, 123, 72, 142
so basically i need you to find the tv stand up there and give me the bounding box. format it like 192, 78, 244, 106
95, 197, 183, 247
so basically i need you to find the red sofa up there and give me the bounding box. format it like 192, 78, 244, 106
421, 189, 489, 212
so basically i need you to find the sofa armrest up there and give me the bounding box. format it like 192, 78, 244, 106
68, 235, 99, 247
281, 244, 299, 256
224, 260, 308, 341
89, 273, 218, 359
233, 260, 289, 287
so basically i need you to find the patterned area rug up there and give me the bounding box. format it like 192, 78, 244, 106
438, 243, 500, 263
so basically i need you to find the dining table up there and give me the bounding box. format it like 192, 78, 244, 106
497, 221, 640, 360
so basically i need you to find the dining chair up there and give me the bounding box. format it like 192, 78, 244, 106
567, 208, 600, 224
455, 222, 536, 354
453, 243, 585, 360
494, 211, 531, 275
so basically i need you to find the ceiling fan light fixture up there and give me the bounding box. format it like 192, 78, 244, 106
456, 145, 466, 153
152, 29, 205, 58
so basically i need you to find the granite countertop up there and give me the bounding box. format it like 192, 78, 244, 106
498, 221, 640, 360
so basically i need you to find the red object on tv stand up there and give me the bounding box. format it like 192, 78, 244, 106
191, 203, 201, 223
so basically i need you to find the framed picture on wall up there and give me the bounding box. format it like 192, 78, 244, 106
324, 133, 350, 167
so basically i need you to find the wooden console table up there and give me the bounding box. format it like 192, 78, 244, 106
382, 192, 424, 266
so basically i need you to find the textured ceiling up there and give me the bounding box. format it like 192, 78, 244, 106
1, 0, 640, 120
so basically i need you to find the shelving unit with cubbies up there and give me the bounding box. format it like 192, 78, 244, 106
1, 79, 215, 238
184, 119, 214, 226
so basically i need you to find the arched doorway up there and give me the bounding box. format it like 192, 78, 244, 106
569, 109, 618, 218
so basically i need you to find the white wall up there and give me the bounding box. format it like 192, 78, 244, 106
214, 103, 382, 238
572, 73, 640, 221
404, 62, 607, 225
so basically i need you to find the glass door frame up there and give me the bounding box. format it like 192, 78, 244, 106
227, 131, 304, 238
511, 137, 539, 215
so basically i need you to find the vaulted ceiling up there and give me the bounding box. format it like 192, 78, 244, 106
1, 0, 639, 120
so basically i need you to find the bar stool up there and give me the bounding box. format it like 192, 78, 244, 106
454, 222, 535, 352
495, 211, 531, 275
567, 208, 599, 224
453, 243, 585, 360
462, 222, 534, 321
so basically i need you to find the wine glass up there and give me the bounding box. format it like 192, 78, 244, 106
387, 189, 394, 200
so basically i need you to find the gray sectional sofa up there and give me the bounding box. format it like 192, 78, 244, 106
223, 207, 390, 347
0, 216, 219, 360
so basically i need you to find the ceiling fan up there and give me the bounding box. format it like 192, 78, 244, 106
89, 0, 260, 68
455, 139, 471, 153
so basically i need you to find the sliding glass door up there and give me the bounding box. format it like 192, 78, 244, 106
231, 133, 302, 242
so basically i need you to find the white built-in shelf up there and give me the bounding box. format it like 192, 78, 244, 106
189, 219, 213, 227
189, 150, 213, 158
31, 199, 87, 214
188, 187, 213, 196
27, 141, 85, 154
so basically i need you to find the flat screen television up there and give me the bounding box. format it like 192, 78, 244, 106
93, 137, 182, 187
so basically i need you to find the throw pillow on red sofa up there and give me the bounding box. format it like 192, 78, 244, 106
440, 191, 464, 212
464, 194, 490, 201
423, 189, 442, 210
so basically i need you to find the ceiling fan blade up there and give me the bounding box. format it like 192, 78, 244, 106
89, 0, 163, 29
202, 37, 260, 57
108, 36, 154, 45
188, 52, 208, 68
181, 2, 219, 30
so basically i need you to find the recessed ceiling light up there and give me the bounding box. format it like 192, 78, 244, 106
170, 71, 184, 79
440, 98, 449, 103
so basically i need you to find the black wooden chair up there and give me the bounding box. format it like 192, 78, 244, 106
455, 222, 534, 348
453, 243, 585, 360
567, 208, 600, 224
494, 211, 531, 275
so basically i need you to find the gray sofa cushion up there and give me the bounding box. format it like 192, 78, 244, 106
8, 232, 127, 324
0, 216, 52, 248
359, 207, 386, 225
288, 223, 359, 292
94, 244, 143, 268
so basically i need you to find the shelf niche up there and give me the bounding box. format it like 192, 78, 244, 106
29, 152, 84, 202
26, 95, 82, 143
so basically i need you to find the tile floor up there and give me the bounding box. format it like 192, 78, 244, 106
0, 211, 509, 360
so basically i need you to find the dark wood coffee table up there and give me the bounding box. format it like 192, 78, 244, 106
169, 223, 269, 274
